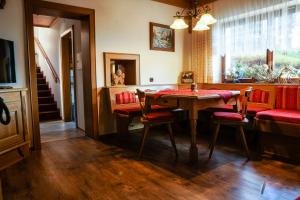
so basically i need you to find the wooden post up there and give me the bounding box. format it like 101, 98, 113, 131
266, 49, 273, 71
221, 55, 226, 83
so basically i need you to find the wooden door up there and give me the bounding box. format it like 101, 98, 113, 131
61, 33, 72, 122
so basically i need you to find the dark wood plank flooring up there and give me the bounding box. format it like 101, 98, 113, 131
1, 128, 300, 200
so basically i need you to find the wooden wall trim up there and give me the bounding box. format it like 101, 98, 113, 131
152, 0, 189, 8
152, 0, 217, 8
24, 0, 41, 150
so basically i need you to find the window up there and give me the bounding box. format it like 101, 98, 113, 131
213, 0, 300, 82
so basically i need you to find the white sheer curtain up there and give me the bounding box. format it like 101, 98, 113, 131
212, 0, 300, 82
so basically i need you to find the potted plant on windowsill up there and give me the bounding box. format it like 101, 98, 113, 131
225, 63, 256, 83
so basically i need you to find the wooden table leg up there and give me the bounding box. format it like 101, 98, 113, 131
189, 104, 198, 163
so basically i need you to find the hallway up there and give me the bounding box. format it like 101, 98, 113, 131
40, 121, 84, 143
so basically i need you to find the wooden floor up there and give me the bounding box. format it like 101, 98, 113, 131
40, 120, 84, 143
1, 127, 300, 200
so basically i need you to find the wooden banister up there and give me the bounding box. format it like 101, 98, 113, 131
34, 37, 60, 83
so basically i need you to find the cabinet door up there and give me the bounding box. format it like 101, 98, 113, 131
0, 100, 24, 153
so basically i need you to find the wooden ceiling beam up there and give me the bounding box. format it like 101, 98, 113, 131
152, 0, 217, 8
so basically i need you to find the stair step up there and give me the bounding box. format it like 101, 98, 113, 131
39, 110, 61, 121
38, 90, 51, 97
38, 96, 55, 104
36, 67, 61, 122
39, 103, 58, 112
37, 84, 49, 90
37, 78, 46, 84
36, 73, 44, 79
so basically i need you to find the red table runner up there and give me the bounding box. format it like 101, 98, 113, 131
149, 89, 235, 103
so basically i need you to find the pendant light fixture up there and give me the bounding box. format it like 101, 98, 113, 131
170, 0, 217, 31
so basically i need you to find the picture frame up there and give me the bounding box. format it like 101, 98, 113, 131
150, 22, 175, 52
181, 71, 194, 83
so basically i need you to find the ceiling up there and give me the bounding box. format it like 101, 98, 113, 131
33, 14, 58, 28
152, 0, 216, 8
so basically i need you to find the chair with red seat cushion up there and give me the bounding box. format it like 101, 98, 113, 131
209, 87, 253, 160
136, 89, 178, 159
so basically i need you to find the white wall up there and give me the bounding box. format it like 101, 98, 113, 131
0, 0, 26, 87
34, 27, 61, 109
44, 0, 187, 86
35, 18, 85, 130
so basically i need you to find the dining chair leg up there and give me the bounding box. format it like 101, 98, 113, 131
138, 125, 150, 158
167, 123, 178, 159
209, 124, 220, 159
239, 126, 250, 159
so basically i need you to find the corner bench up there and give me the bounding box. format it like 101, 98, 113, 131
255, 86, 300, 162
108, 85, 178, 134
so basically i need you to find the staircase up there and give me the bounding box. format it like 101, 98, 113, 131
36, 66, 61, 121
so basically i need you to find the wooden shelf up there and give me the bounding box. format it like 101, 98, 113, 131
104, 52, 140, 87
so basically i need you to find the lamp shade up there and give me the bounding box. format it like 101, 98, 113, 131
199, 13, 217, 25
193, 20, 210, 31
170, 17, 188, 29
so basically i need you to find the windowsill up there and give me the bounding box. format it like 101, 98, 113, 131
221, 82, 300, 86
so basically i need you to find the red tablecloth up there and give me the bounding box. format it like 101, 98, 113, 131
149, 89, 235, 103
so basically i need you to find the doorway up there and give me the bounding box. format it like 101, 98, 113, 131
25, 0, 98, 149
33, 18, 85, 143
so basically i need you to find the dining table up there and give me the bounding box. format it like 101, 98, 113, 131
146, 89, 241, 163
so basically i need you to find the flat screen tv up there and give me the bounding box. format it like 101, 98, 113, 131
0, 38, 16, 83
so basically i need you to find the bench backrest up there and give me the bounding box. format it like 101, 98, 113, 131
198, 83, 275, 109
107, 85, 178, 113
275, 86, 300, 111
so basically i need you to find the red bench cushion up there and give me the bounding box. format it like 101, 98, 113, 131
115, 92, 137, 104
256, 109, 300, 124
211, 105, 270, 115
114, 104, 141, 115
145, 111, 173, 121
114, 104, 170, 115
213, 112, 243, 121
275, 86, 300, 111
247, 105, 270, 115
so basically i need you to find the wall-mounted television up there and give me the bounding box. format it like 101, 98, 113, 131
0, 38, 16, 83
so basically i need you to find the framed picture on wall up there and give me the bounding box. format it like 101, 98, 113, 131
150, 22, 175, 52
181, 71, 194, 83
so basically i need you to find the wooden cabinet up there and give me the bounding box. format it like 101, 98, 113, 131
0, 89, 29, 170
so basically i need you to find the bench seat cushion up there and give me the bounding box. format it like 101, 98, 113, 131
145, 111, 173, 121
247, 105, 270, 115
256, 109, 300, 124
114, 104, 170, 115
210, 105, 270, 115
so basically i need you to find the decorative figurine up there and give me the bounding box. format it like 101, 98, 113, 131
112, 68, 125, 85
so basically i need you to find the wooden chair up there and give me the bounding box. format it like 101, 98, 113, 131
136, 89, 178, 159
209, 87, 253, 160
